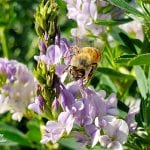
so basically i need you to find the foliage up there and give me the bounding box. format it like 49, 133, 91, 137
0, 0, 150, 150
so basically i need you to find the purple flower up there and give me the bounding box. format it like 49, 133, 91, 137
38, 75, 130, 148
125, 99, 140, 133
59, 88, 75, 111
99, 119, 129, 150
0, 58, 35, 121
85, 124, 100, 147
106, 93, 119, 116
0, 58, 16, 81
73, 131, 90, 148
28, 95, 44, 114
52, 98, 60, 112
40, 121, 65, 144
39, 40, 47, 55
64, 0, 111, 38
81, 88, 119, 124
41, 111, 74, 144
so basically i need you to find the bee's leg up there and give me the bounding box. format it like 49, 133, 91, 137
62, 65, 70, 74
86, 63, 97, 82
89, 63, 97, 76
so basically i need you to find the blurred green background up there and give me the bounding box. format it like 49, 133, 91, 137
0, 0, 40, 68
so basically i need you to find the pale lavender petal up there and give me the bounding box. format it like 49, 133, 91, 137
40, 133, 51, 144
97, 90, 106, 98
103, 115, 116, 122
58, 112, 74, 134
59, 89, 75, 110
60, 38, 70, 55
125, 99, 140, 132
55, 64, 66, 76
91, 129, 100, 147
115, 120, 129, 144
90, 1, 97, 20
99, 135, 111, 147
72, 101, 84, 113
39, 40, 47, 55
67, 8, 79, 20
76, 0, 82, 9
85, 124, 100, 147
66, 114, 75, 134
104, 119, 129, 144
107, 141, 123, 150
66, 82, 80, 98
46, 121, 61, 132
77, 14, 91, 26
58, 111, 70, 125
73, 131, 89, 146
39, 55, 49, 64
83, 116, 93, 125
95, 117, 107, 128
82, 2, 90, 15
107, 108, 119, 116
52, 98, 59, 111
106, 93, 119, 116
47, 45, 62, 64
51, 127, 65, 143
107, 93, 117, 108
28, 101, 41, 114
43, 121, 65, 144
28, 96, 43, 114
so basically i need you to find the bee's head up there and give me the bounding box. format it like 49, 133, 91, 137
69, 66, 85, 80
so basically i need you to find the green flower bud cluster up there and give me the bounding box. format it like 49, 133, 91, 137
34, 62, 58, 119
34, 0, 60, 119
0, 73, 7, 89
35, 0, 58, 46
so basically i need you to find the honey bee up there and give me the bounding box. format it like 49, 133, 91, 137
68, 46, 101, 82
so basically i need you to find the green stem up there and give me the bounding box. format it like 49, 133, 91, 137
0, 27, 9, 58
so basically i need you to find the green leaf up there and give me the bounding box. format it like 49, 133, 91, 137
108, 0, 144, 18
119, 33, 137, 54
128, 53, 150, 65
115, 54, 135, 65
26, 119, 41, 143
99, 74, 117, 93
59, 138, 80, 149
95, 18, 132, 26
131, 39, 143, 49
118, 45, 135, 54
96, 67, 134, 79
134, 66, 148, 99
0, 123, 31, 147
109, 27, 124, 45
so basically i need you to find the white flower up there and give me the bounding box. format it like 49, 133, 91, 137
119, 20, 144, 41
99, 118, 129, 150
0, 59, 36, 121
64, 0, 111, 38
